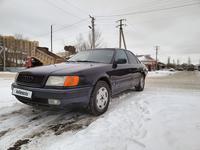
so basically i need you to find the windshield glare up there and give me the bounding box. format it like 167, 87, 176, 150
68, 50, 114, 63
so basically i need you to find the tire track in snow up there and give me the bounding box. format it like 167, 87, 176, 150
7, 114, 97, 150
0, 107, 73, 149
0, 104, 97, 150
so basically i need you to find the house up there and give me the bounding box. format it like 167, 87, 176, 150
137, 55, 156, 71
30, 47, 64, 66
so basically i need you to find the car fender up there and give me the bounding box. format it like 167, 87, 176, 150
92, 73, 112, 90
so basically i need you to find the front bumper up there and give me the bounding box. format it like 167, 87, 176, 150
11, 83, 93, 108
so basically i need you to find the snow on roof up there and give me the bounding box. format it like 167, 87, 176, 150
137, 55, 156, 62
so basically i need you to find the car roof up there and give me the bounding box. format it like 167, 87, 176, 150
87, 48, 132, 52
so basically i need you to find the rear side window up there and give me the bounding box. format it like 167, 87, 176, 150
126, 51, 139, 64
115, 50, 128, 64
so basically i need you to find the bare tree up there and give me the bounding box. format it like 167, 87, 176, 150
88, 29, 103, 48
75, 29, 104, 52
75, 34, 89, 52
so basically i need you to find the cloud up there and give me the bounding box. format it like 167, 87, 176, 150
0, 0, 200, 63
0, 0, 5, 4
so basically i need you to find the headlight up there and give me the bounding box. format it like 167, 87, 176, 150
46, 76, 79, 87
46, 76, 66, 86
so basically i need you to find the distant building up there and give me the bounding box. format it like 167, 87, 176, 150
56, 51, 70, 59
31, 47, 64, 65
137, 55, 156, 71
0, 35, 39, 67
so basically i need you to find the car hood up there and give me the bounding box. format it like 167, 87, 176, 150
22, 62, 108, 75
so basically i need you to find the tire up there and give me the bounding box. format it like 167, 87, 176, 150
135, 75, 145, 91
89, 81, 110, 116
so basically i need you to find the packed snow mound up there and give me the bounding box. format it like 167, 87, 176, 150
148, 70, 176, 77
0, 72, 17, 79
0, 71, 17, 75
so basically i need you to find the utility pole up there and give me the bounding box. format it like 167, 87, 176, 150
155, 46, 159, 70
51, 25, 53, 52
89, 15, 95, 49
3, 47, 6, 71
177, 59, 180, 66
188, 57, 191, 65
116, 19, 127, 49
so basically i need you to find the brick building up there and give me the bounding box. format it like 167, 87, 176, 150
0, 35, 39, 67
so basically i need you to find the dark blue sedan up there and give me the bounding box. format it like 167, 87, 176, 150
12, 48, 148, 115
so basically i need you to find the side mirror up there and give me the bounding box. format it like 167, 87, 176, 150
112, 58, 127, 68
112, 61, 117, 68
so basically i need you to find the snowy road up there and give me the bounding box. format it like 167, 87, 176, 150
0, 71, 200, 150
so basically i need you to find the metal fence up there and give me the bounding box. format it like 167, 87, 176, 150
0, 67, 26, 72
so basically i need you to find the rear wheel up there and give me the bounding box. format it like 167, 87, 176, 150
135, 75, 145, 91
89, 81, 110, 116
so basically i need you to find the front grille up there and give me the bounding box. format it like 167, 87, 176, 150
17, 73, 46, 87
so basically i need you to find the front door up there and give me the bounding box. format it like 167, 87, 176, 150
110, 50, 132, 95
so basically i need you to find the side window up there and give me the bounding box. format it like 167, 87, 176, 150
115, 50, 128, 64
126, 51, 139, 64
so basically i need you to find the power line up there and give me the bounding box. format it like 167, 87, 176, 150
109, 0, 199, 13
61, 0, 89, 15
53, 18, 88, 33
53, 30, 89, 42
96, 2, 200, 18
50, 30, 89, 50
45, 0, 82, 19
33, 1, 200, 40
34, 18, 88, 38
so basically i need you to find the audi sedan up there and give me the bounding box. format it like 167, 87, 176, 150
12, 48, 148, 115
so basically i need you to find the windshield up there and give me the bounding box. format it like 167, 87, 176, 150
68, 50, 114, 64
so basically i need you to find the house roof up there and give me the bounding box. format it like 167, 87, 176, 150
136, 55, 156, 62
36, 47, 63, 59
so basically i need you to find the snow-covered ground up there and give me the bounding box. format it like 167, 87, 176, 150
0, 71, 200, 150
0, 76, 17, 109
147, 70, 176, 77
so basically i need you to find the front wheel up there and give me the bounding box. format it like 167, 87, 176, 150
89, 81, 110, 116
135, 75, 145, 91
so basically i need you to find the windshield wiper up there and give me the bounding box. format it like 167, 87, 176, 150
75, 60, 100, 63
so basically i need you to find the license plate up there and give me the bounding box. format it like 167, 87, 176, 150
12, 88, 32, 98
